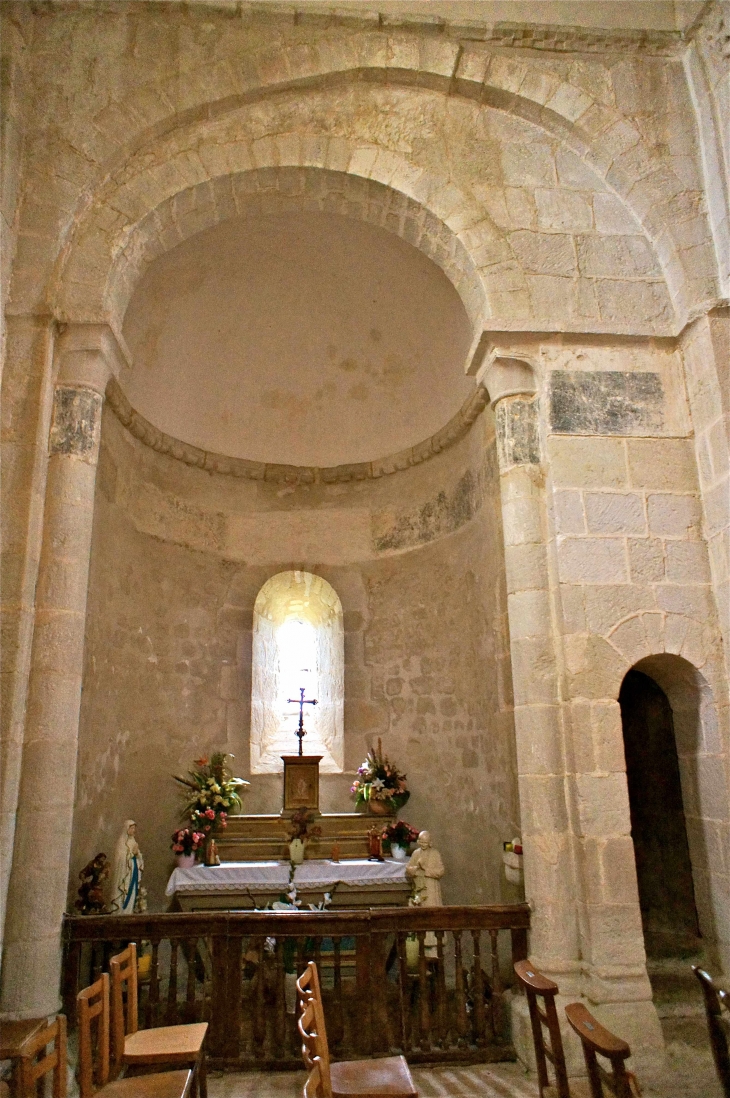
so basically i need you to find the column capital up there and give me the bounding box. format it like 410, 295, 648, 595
54, 323, 129, 394
476, 351, 537, 407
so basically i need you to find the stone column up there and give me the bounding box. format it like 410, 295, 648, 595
480, 350, 664, 1077
0, 316, 56, 959
481, 355, 582, 987
1, 325, 121, 1017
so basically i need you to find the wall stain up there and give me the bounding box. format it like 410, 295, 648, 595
373, 467, 484, 552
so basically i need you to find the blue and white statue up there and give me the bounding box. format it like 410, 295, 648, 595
111, 819, 144, 914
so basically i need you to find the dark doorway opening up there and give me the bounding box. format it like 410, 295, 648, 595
619, 668, 701, 958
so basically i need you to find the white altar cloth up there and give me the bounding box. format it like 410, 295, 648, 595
166, 858, 408, 897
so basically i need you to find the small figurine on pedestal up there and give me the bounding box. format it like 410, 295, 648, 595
75, 853, 110, 915
111, 820, 144, 914
204, 838, 221, 866
406, 830, 445, 955
405, 830, 444, 905
367, 825, 384, 862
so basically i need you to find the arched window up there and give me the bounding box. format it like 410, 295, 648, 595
250, 571, 344, 774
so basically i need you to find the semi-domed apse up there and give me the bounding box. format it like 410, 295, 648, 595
122, 208, 475, 468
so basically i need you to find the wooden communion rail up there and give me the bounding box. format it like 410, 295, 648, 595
63, 905, 530, 1071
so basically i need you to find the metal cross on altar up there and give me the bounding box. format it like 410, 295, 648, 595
287, 686, 318, 755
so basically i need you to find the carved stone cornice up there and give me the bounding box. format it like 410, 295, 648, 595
105, 378, 488, 486
35, 3, 689, 57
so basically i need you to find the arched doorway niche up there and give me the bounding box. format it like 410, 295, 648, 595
251, 571, 344, 775
620, 653, 730, 970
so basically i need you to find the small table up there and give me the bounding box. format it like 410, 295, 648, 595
0, 1018, 47, 1098
166, 858, 410, 911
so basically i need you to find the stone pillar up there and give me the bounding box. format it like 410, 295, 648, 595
481, 349, 664, 1078
0, 316, 56, 959
480, 355, 584, 1071
1, 325, 121, 1017
482, 355, 582, 982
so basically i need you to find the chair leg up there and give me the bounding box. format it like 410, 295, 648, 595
197, 1050, 207, 1098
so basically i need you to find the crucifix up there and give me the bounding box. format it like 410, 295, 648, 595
287, 686, 318, 756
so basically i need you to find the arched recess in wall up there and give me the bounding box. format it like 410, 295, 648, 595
251, 571, 344, 775
618, 652, 728, 966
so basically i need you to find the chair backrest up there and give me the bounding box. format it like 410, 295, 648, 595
564, 1002, 635, 1098
77, 973, 111, 1098
17, 1015, 67, 1098
110, 942, 138, 1073
296, 962, 332, 1098
513, 960, 570, 1098
694, 966, 730, 1097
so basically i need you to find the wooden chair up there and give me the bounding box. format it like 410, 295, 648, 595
109, 944, 207, 1098
693, 965, 730, 1097
78, 973, 193, 1098
0, 1018, 50, 1098
514, 959, 572, 1098
564, 1002, 639, 1098
296, 961, 418, 1098
15, 1015, 67, 1098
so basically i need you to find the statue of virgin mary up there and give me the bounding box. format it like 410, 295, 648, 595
111, 820, 144, 914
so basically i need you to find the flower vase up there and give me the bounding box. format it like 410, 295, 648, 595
368, 799, 391, 816
175, 852, 196, 869
390, 843, 408, 862
289, 838, 305, 865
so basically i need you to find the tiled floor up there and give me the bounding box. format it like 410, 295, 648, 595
207, 1039, 723, 1098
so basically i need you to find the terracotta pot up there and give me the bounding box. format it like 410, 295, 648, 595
175, 852, 196, 869
368, 799, 391, 816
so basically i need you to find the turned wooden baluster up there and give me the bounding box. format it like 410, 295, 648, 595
167, 940, 179, 1024
356, 933, 373, 1057
63, 939, 82, 1025
275, 938, 286, 1062
471, 929, 486, 1046
417, 931, 430, 1050
396, 932, 410, 1053
371, 932, 390, 1055
185, 938, 197, 1022
253, 936, 266, 1056
332, 937, 344, 1051
147, 939, 161, 1028
435, 930, 447, 1048
453, 931, 468, 1047
489, 929, 503, 1040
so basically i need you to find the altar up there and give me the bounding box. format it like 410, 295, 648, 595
166, 858, 410, 911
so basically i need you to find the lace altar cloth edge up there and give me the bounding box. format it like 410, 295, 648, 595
166, 858, 408, 896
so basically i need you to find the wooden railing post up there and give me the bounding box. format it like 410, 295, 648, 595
210, 925, 242, 1062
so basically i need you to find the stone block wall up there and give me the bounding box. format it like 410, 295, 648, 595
71, 403, 517, 910
487, 333, 730, 985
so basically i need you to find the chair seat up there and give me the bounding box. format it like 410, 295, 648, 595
330, 1055, 417, 1098
97, 1068, 192, 1098
123, 1023, 208, 1064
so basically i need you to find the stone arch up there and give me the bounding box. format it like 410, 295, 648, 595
250, 571, 344, 775
106, 165, 488, 338
26, 40, 711, 334
619, 653, 730, 970
57, 150, 493, 338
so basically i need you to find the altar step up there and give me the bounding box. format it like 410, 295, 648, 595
218, 811, 394, 862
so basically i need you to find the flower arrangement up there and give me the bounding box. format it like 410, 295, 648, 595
382, 820, 419, 848
170, 827, 206, 856
287, 808, 322, 842
351, 738, 410, 812
173, 752, 248, 836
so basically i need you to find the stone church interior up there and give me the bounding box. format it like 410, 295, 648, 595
1, 1, 729, 1095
